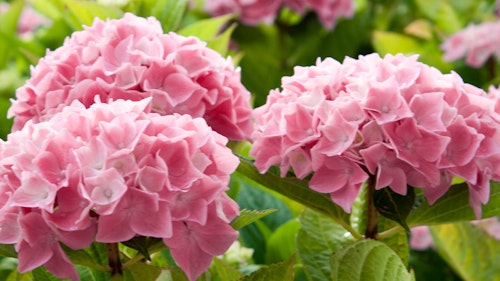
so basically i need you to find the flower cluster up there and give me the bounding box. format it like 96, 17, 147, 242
8, 13, 253, 141
0, 3, 51, 37
0, 99, 240, 281
251, 53, 500, 215
441, 19, 500, 67
410, 217, 500, 250
202, 0, 354, 30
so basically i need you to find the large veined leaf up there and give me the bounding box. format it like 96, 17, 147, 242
407, 182, 500, 226
297, 208, 355, 281
430, 222, 500, 281
330, 239, 414, 281
265, 219, 301, 264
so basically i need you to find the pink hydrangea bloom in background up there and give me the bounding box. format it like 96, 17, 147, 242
0, 3, 51, 36
8, 13, 253, 141
0, 98, 239, 281
203, 0, 354, 29
251, 53, 500, 215
410, 216, 500, 250
441, 19, 500, 67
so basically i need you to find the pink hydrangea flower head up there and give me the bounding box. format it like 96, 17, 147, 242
203, 0, 282, 25
441, 19, 500, 67
409, 226, 433, 250
285, 0, 355, 29
251, 53, 500, 215
8, 13, 253, 141
0, 98, 239, 280
202, 0, 354, 29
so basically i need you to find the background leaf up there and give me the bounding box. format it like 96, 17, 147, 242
330, 239, 414, 281
430, 222, 500, 281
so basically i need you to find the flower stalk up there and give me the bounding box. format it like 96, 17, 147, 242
107, 243, 123, 277
365, 175, 378, 239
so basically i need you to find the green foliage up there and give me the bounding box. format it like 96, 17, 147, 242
239, 254, 295, 281
408, 182, 500, 226
330, 239, 415, 281
374, 187, 415, 231
231, 209, 279, 230
430, 222, 500, 281
297, 208, 355, 281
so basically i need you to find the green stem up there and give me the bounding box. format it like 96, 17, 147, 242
376, 225, 403, 240
364, 175, 378, 239
121, 244, 167, 270
338, 219, 363, 240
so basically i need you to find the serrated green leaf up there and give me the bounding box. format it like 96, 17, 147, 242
374, 187, 415, 231
231, 209, 278, 230
297, 208, 355, 281
31, 266, 62, 281
239, 254, 295, 281
235, 158, 350, 226
212, 257, 244, 281
430, 222, 500, 281
330, 239, 413, 281
265, 219, 300, 264
407, 182, 500, 226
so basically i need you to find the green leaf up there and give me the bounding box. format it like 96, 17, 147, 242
178, 14, 234, 42
150, 0, 187, 32
430, 222, 500, 281
212, 257, 244, 281
6, 268, 32, 281
59, 0, 123, 30
297, 208, 355, 281
0, 244, 17, 258
0, 0, 24, 68
239, 254, 295, 281
374, 187, 415, 231
265, 219, 301, 264
121, 237, 163, 261
31, 266, 62, 281
235, 158, 350, 226
330, 239, 414, 281
231, 209, 278, 230
376, 216, 410, 266
407, 182, 500, 226
123, 262, 162, 281
372, 31, 422, 56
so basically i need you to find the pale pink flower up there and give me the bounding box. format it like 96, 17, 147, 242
8, 13, 253, 141
0, 98, 239, 280
0, 3, 51, 36
251, 53, 500, 215
202, 0, 354, 29
285, 0, 354, 29
409, 226, 434, 250
441, 19, 500, 67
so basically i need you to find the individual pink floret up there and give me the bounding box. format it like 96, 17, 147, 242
202, 0, 354, 30
0, 98, 239, 280
250, 53, 500, 216
441, 19, 500, 67
8, 13, 253, 141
